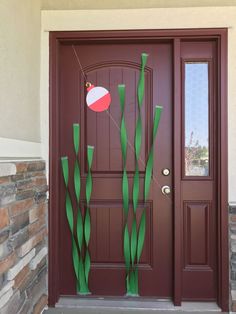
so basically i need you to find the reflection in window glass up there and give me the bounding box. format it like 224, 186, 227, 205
185, 62, 209, 176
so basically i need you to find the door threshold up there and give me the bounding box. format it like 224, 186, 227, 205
53, 296, 221, 313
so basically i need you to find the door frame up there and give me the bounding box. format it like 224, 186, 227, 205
49, 29, 228, 311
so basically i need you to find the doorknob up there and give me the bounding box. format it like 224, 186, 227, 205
161, 185, 171, 195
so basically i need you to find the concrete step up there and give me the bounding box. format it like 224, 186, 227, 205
44, 309, 223, 314
43, 297, 223, 314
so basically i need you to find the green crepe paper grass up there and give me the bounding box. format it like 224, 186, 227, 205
119, 53, 162, 296
61, 124, 94, 294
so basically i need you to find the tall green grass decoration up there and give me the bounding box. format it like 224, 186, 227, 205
118, 84, 130, 292
119, 53, 162, 295
61, 124, 94, 294
84, 145, 94, 288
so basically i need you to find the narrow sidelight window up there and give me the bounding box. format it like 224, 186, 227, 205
184, 62, 209, 176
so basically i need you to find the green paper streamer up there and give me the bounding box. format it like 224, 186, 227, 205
61, 157, 80, 284
119, 85, 129, 217
73, 124, 81, 203
132, 53, 148, 214
73, 125, 83, 253
144, 106, 162, 202
130, 221, 137, 266
84, 145, 94, 286
118, 84, 131, 294
130, 53, 148, 295
73, 124, 89, 294
123, 224, 130, 270
61, 124, 94, 295
119, 53, 162, 296
136, 211, 146, 263
137, 106, 162, 263
138, 53, 148, 108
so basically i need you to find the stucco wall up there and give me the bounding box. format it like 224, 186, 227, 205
41, 0, 236, 10
0, 0, 41, 143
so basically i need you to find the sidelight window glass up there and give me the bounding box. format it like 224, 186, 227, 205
184, 62, 209, 176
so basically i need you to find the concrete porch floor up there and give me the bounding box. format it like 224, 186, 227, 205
43, 297, 226, 314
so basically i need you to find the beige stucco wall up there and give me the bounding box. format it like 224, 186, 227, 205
0, 0, 41, 142
41, 0, 236, 10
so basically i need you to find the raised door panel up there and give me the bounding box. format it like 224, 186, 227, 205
84, 64, 152, 174
89, 202, 152, 265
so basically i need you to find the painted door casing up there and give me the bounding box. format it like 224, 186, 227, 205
49, 29, 228, 311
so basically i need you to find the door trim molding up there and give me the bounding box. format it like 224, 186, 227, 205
49, 29, 228, 311
218, 30, 228, 312
173, 37, 182, 306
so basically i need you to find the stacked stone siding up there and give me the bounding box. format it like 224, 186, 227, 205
0, 161, 48, 313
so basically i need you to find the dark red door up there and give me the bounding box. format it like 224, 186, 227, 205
58, 42, 173, 297
50, 32, 224, 306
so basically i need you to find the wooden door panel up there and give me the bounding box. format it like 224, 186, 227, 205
89, 203, 152, 264
183, 201, 216, 299
58, 42, 173, 297
184, 202, 211, 266
182, 270, 215, 299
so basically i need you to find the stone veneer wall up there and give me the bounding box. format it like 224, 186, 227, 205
0, 161, 48, 313
230, 203, 236, 312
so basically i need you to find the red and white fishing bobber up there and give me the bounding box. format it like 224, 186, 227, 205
86, 82, 111, 112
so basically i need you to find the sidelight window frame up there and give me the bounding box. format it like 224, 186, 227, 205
181, 58, 214, 180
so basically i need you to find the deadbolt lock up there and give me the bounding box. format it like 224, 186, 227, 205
162, 168, 170, 176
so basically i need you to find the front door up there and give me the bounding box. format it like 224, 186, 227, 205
59, 42, 173, 297
49, 30, 227, 309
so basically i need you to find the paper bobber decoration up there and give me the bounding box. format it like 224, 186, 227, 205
86, 83, 111, 112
